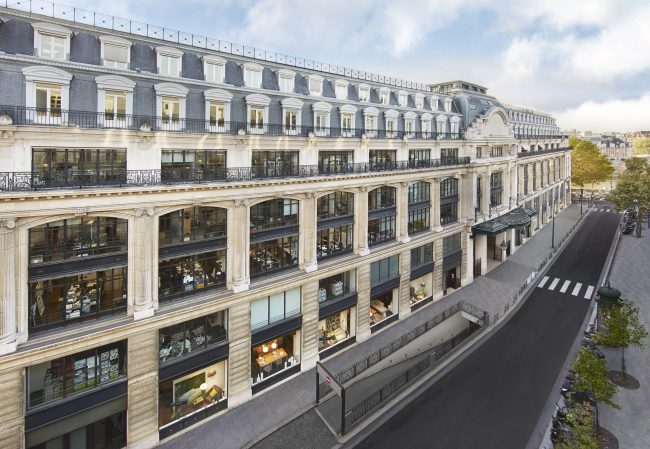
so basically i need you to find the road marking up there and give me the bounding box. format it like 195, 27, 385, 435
584, 285, 595, 299
548, 278, 560, 290
571, 283, 583, 296
560, 280, 571, 293
538, 276, 549, 288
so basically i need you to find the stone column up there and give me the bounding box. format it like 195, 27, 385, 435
0, 218, 17, 355
300, 280, 320, 370
398, 248, 412, 319
229, 201, 250, 293
527, 163, 534, 195
482, 169, 491, 215
432, 178, 442, 231
133, 208, 154, 320
397, 182, 410, 243
354, 187, 369, 256
127, 329, 159, 449
432, 238, 444, 300
299, 193, 318, 272
356, 263, 371, 343
474, 234, 487, 276
227, 301, 252, 408
462, 228, 474, 285
0, 367, 22, 448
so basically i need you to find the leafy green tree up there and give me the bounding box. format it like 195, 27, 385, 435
599, 298, 648, 377
608, 158, 650, 237
572, 348, 619, 435
555, 403, 599, 449
633, 138, 650, 155
571, 138, 614, 207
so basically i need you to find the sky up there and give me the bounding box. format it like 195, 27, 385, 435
44, 0, 650, 132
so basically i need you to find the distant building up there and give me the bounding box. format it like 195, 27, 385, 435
581, 135, 633, 160
625, 131, 650, 144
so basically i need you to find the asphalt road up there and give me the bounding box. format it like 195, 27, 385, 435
351, 210, 621, 449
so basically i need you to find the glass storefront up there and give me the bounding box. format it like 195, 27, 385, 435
29, 268, 127, 330
251, 331, 300, 384
369, 289, 398, 328
318, 308, 355, 352
158, 360, 227, 430
410, 273, 433, 307
158, 250, 226, 299
158, 311, 228, 363
27, 410, 126, 449
27, 341, 126, 408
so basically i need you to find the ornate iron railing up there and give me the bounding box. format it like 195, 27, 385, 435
517, 147, 571, 158
514, 134, 568, 140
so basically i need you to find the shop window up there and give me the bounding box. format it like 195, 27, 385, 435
318, 271, 355, 303
159, 206, 227, 245
251, 151, 299, 178
318, 151, 353, 174
250, 288, 301, 330
161, 150, 226, 183
411, 243, 433, 269
319, 307, 356, 352
27, 341, 126, 408
32, 148, 127, 188
29, 217, 127, 264
368, 215, 396, 245
370, 255, 399, 287
158, 251, 226, 300
27, 411, 126, 449
159, 311, 227, 363
158, 360, 227, 431
443, 232, 462, 257
251, 330, 300, 384
369, 289, 398, 328
29, 267, 127, 331
410, 273, 433, 308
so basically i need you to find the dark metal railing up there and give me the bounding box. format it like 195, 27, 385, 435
514, 134, 568, 140
517, 147, 571, 158
0, 106, 466, 140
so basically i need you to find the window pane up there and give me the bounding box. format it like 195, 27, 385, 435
269, 293, 285, 322
105, 44, 128, 63
285, 288, 301, 316
251, 298, 268, 328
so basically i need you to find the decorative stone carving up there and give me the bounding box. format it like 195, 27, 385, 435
135, 207, 154, 218
0, 218, 16, 230
0, 115, 13, 126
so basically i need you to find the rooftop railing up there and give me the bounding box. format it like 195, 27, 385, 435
517, 147, 571, 158
1, 0, 430, 92
514, 134, 568, 140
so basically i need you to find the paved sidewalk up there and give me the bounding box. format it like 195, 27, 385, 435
598, 232, 650, 448
160, 204, 583, 449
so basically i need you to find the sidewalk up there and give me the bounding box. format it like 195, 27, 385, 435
160, 204, 583, 449
598, 232, 650, 448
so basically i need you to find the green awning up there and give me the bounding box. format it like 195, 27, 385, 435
472, 207, 532, 236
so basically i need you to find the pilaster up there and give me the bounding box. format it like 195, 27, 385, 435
229, 201, 250, 293
398, 248, 411, 319
0, 217, 17, 355
300, 280, 320, 370
299, 193, 318, 272
356, 263, 371, 343
354, 187, 369, 256
127, 329, 159, 449
462, 228, 473, 285
133, 208, 155, 320
0, 368, 22, 449
432, 178, 442, 232
227, 301, 252, 408
397, 182, 410, 243
433, 238, 443, 298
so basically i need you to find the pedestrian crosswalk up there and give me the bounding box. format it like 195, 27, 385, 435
592, 207, 623, 214
537, 276, 595, 298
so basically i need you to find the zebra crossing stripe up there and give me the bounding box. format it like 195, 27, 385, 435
584, 285, 595, 299
538, 276, 549, 288
571, 283, 583, 296
548, 278, 560, 290
560, 280, 571, 293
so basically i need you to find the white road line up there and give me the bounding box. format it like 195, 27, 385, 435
548, 278, 560, 290
560, 280, 571, 293
571, 283, 583, 296
584, 285, 595, 299
538, 276, 549, 288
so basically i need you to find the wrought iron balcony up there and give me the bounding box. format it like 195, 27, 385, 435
514, 134, 568, 140
517, 147, 571, 158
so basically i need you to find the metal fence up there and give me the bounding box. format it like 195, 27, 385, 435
334, 300, 487, 385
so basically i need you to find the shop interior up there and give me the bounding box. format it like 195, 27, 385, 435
318, 271, 355, 303
369, 289, 398, 326
158, 312, 227, 363
410, 273, 433, 306
318, 308, 355, 351
158, 251, 225, 299
251, 331, 300, 384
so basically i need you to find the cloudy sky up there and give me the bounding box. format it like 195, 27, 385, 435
47, 0, 650, 132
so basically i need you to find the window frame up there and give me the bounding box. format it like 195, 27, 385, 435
308, 74, 324, 97
33, 22, 71, 61
23, 66, 72, 125
96, 75, 136, 128
99, 35, 132, 69
156, 46, 184, 78
203, 55, 227, 84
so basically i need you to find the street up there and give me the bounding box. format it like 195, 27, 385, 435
351, 209, 621, 449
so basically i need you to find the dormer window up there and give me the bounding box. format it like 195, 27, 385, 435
430, 95, 439, 111
33, 23, 71, 61
436, 115, 448, 137
421, 113, 433, 138
277, 69, 295, 93
245, 93, 271, 134
156, 46, 183, 77
308, 75, 324, 96
335, 80, 349, 100
379, 88, 390, 105
415, 94, 424, 109
154, 83, 188, 130
404, 112, 416, 138
281, 98, 303, 136
385, 109, 398, 138
398, 91, 408, 107
204, 88, 232, 132
243, 63, 263, 89
444, 98, 453, 113
358, 84, 370, 102
203, 55, 226, 84
99, 36, 131, 69
339, 104, 357, 137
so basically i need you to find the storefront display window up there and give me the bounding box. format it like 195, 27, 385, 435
159, 206, 227, 245
27, 341, 126, 408
158, 360, 227, 430
29, 267, 127, 331
251, 331, 300, 384
410, 274, 433, 307
27, 411, 126, 449
369, 290, 398, 327
29, 217, 128, 264
159, 311, 228, 363
318, 271, 355, 303
318, 308, 355, 351
158, 250, 226, 300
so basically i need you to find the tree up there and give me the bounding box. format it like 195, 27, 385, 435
556, 403, 599, 449
570, 138, 614, 208
599, 298, 648, 378
572, 348, 619, 435
633, 138, 650, 155
608, 158, 650, 237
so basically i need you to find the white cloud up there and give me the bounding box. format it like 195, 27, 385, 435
554, 93, 650, 132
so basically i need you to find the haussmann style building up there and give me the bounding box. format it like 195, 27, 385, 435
0, 3, 571, 448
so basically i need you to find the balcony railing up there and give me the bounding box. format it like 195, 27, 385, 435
514, 134, 568, 140
0, 106, 466, 140
517, 147, 571, 158
0, 157, 474, 192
